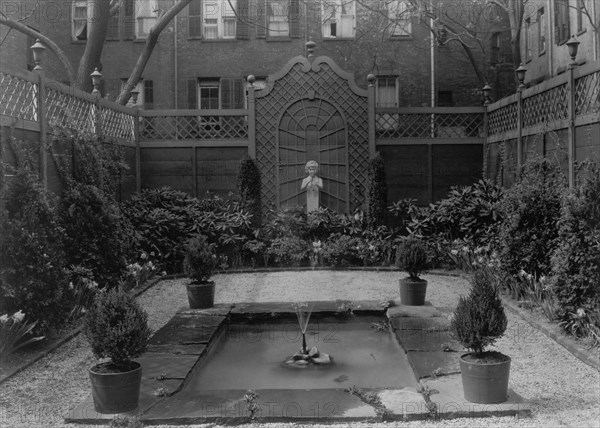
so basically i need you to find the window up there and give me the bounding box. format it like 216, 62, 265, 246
322, 0, 355, 38
121, 79, 154, 109
538, 8, 546, 54
525, 17, 532, 61
72, 1, 87, 40
388, 0, 412, 37
135, 0, 158, 39
268, 0, 289, 37
576, 0, 585, 33
197, 78, 245, 131
554, 0, 570, 45
202, 0, 236, 39
376, 77, 398, 107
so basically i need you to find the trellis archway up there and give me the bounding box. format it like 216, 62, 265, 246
254, 51, 369, 214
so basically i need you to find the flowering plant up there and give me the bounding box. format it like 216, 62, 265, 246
310, 240, 323, 267
0, 311, 44, 356
122, 252, 158, 291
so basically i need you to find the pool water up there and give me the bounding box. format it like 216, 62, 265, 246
185, 318, 418, 391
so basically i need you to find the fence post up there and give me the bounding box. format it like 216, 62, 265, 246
134, 108, 141, 193
192, 145, 198, 198
516, 90, 523, 176
367, 74, 376, 159
36, 73, 48, 191
247, 76, 256, 159
567, 62, 576, 189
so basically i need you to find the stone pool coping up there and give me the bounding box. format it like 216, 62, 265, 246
65, 300, 530, 424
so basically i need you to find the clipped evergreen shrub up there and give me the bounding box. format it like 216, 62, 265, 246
83, 287, 152, 371
551, 162, 600, 339
183, 235, 218, 283
365, 152, 388, 227
237, 155, 262, 228
395, 237, 430, 279
451, 269, 508, 354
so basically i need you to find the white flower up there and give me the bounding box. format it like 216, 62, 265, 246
68, 281, 74, 290
13, 310, 25, 322
450, 249, 458, 256
576, 308, 586, 318
0, 314, 9, 323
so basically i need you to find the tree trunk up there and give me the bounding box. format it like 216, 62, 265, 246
76, 0, 112, 91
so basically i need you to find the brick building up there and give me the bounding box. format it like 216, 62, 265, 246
1, 0, 514, 110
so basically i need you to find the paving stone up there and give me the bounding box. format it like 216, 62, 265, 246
386, 303, 441, 318
146, 343, 207, 355
406, 351, 461, 379
230, 300, 384, 316
158, 313, 227, 329
377, 388, 427, 417
138, 355, 199, 379
390, 316, 450, 331
178, 304, 235, 316
149, 316, 225, 345
65, 392, 160, 424
421, 374, 530, 418
394, 330, 463, 352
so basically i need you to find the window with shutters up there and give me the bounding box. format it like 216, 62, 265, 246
72, 1, 87, 41
203, 0, 237, 39
388, 0, 412, 38
267, 0, 289, 37
197, 78, 245, 131
135, 0, 158, 39
576, 0, 585, 34
322, 0, 355, 39
538, 8, 546, 54
121, 79, 153, 109
376, 77, 398, 131
554, 0, 570, 45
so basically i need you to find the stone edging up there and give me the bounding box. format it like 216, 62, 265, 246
501, 297, 600, 371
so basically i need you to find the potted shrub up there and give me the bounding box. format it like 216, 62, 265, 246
395, 237, 430, 305
451, 270, 510, 404
184, 234, 218, 309
83, 287, 152, 413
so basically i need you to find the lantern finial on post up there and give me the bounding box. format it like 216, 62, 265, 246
30, 39, 46, 73
566, 35, 580, 68
91, 68, 102, 96
516, 63, 527, 91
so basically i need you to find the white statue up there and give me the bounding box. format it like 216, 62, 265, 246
301, 160, 323, 213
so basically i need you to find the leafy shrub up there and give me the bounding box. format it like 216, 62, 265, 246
237, 156, 262, 228
451, 269, 508, 354
83, 287, 152, 371
306, 208, 344, 241
59, 182, 133, 287
268, 237, 309, 267
243, 239, 269, 267
322, 234, 360, 267
551, 162, 600, 340
365, 152, 388, 227
122, 187, 195, 273
388, 198, 419, 234
395, 237, 430, 278
497, 158, 565, 278
263, 205, 308, 240
0, 167, 69, 333
183, 235, 218, 283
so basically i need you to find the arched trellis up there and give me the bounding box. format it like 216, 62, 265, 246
254, 53, 369, 214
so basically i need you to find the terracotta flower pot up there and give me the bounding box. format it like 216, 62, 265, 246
459, 352, 511, 404
399, 277, 427, 306
89, 362, 142, 413
186, 280, 215, 309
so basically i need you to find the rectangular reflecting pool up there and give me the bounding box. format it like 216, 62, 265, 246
185, 316, 418, 391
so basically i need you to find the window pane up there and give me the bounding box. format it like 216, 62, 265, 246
223, 17, 236, 38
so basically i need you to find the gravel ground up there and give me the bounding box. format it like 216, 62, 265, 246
0, 271, 598, 428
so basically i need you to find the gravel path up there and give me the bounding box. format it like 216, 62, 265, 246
0, 271, 598, 428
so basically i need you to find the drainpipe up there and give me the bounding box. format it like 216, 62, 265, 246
174, 1, 178, 109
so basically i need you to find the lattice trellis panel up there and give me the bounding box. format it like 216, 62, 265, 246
101, 108, 135, 142
255, 59, 369, 214
376, 113, 483, 139
140, 115, 248, 140
0, 72, 38, 121
488, 103, 518, 135
522, 84, 568, 127
45, 87, 96, 132
575, 70, 600, 116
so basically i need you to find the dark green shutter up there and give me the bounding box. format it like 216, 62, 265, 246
189, 0, 202, 38
221, 78, 233, 109
144, 80, 154, 109
106, 12, 120, 40
123, 0, 135, 40
237, 0, 249, 39
187, 79, 198, 109
255, 0, 266, 38
290, 0, 300, 38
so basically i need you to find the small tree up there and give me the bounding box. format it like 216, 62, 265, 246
395, 237, 430, 279
183, 235, 218, 283
83, 287, 152, 371
365, 152, 388, 227
237, 155, 262, 228
451, 270, 508, 354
